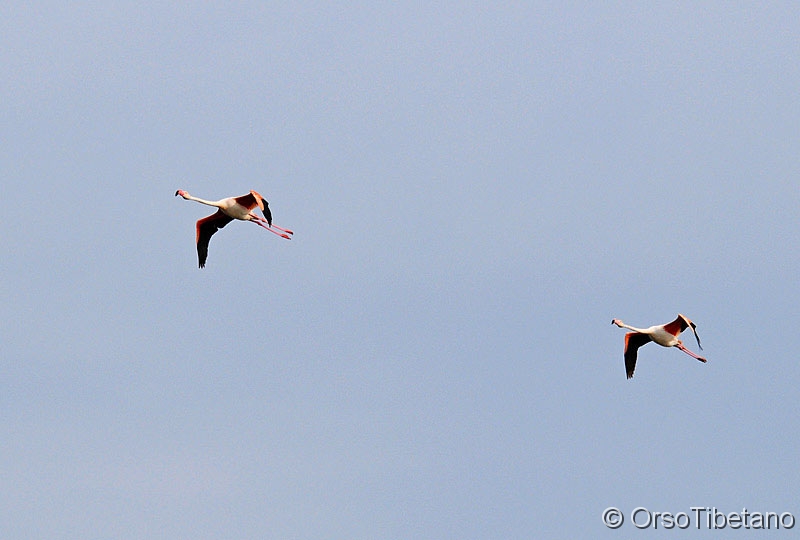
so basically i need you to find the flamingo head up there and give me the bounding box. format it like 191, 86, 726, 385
175, 190, 189, 198
611, 319, 623, 327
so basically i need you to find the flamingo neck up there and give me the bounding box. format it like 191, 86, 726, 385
185, 195, 222, 208
616, 321, 648, 333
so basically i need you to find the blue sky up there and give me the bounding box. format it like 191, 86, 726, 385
2, 2, 799, 538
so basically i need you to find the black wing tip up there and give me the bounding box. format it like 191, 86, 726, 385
625, 356, 637, 380
625, 362, 636, 379
197, 242, 209, 268
686, 316, 703, 349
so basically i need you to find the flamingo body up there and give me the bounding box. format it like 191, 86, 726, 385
612, 314, 706, 379
175, 189, 292, 268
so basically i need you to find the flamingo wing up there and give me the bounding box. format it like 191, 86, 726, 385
196, 210, 234, 268
686, 320, 702, 350
260, 199, 272, 226
624, 332, 651, 379
234, 192, 259, 210
663, 315, 687, 336
665, 314, 703, 350
235, 190, 272, 226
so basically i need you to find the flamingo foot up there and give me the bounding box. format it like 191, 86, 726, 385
271, 224, 293, 235
251, 216, 293, 238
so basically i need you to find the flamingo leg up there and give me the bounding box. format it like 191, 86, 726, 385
677, 343, 707, 363
270, 224, 294, 235
251, 218, 291, 239
250, 215, 293, 238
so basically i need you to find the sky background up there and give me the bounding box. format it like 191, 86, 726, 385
2, 2, 799, 538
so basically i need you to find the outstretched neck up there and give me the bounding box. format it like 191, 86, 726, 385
612, 319, 647, 333
185, 194, 221, 208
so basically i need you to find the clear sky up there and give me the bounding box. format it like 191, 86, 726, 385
2, 2, 799, 538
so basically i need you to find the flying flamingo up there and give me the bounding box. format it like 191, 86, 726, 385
611, 314, 707, 379
175, 189, 293, 268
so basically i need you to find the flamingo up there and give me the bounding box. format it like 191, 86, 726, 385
611, 314, 707, 379
175, 189, 293, 268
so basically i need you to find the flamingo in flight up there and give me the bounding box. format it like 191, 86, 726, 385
175, 189, 293, 268
611, 314, 707, 379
